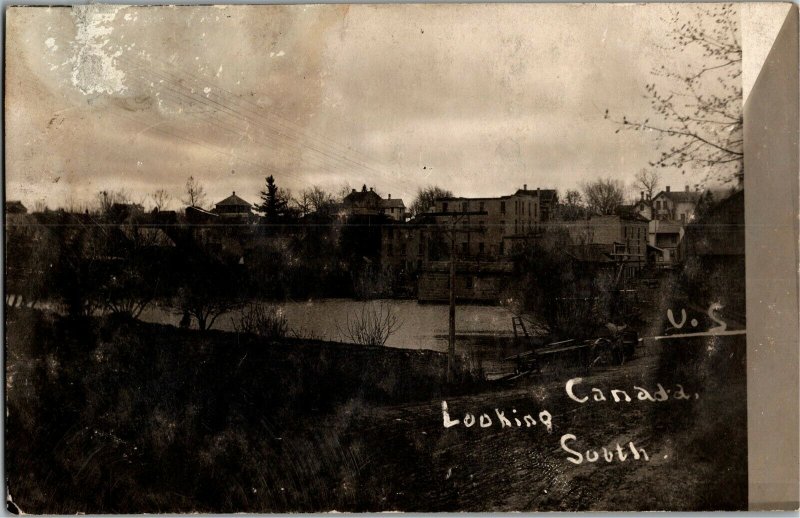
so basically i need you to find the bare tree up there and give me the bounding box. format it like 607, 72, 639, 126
175, 285, 241, 332
33, 200, 48, 213
98, 264, 156, 319
409, 185, 453, 217
151, 189, 172, 212
582, 178, 625, 215
558, 189, 588, 221
338, 302, 402, 346
294, 192, 312, 217
96, 189, 130, 214
606, 4, 742, 185
182, 176, 207, 208
231, 302, 288, 340
303, 186, 336, 215
336, 182, 353, 202
633, 169, 661, 200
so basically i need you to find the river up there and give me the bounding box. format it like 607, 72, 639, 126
139, 298, 519, 353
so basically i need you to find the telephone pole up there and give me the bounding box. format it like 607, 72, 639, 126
422, 209, 487, 382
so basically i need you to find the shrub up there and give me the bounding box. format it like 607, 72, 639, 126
338, 302, 402, 346
233, 302, 288, 340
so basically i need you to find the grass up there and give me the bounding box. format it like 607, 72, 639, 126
5, 308, 459, 513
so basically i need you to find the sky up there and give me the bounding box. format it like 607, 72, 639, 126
4, 4, 742, 211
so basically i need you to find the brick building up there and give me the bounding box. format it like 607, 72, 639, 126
380, 186, 558, 302
562, 213, 649, 279
430, 186, 558, 258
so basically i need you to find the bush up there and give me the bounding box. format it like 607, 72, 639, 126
338, 302, 402, 346
233, 302, 288, 340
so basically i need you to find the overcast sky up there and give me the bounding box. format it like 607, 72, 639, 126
5, 4, 741, 210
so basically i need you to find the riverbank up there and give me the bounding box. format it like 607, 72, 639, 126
5, 307, 478, 513
5, 306, 746, 512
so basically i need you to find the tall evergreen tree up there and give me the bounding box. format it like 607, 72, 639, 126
255, 175, 289, 221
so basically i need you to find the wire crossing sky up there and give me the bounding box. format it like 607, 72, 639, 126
5, 4, 741, 209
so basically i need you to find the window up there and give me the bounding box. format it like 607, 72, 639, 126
500, 201, 506, 214
461, 242, 469, 255
465, 276, 474, 289
500, 241, 505, 255
479, 220, 486, 231
461, 201, 468, 212
442, 202, 448, 213
479, 201, 485, 212
478, 242, 485, 254
680, 213, 686, 223
418, 241, 424, 256
387, 243, 393, 256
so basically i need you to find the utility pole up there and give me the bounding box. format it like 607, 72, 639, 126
449, 218, 456, 381
422, 209, 487, 382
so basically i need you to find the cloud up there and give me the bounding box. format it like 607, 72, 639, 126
5, 4, 740, 208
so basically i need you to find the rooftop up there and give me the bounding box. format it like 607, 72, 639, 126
380, 198, 405, 209
437, 187, 558, 202
215, 192, 251, 207
654, 186, 702, 204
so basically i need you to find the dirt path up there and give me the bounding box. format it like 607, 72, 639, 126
331, 339, 672, 511
329, 276, 746, 511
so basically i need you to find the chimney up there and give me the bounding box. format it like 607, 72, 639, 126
369, 187, 374, 192
362, 184, 367, 192
685, 185, 689, 192
233, 191, 235, 195
351, 188, 356, 194
388, 193, 391, 199
524, 184, 527, 191
666, 186, 671, 193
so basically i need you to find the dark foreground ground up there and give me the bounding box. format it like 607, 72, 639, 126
5, 308, 747, 512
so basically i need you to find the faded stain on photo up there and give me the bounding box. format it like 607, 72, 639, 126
5, 3, 748, 513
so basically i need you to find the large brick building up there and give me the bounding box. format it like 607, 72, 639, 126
430, 186, 558, 258
380, 186, 559, 302
562, 213, 649, 279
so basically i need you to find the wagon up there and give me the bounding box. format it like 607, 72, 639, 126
502, 323, 640, 379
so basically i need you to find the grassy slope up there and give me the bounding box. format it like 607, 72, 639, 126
5, 309, 454, 513
5, 308, 747, 512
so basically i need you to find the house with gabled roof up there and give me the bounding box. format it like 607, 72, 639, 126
647, 185, 703, 266
651, 185, 702, 224
380, 194, 406, 221
341, 184, 406, 221
5, 201, 27, 214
